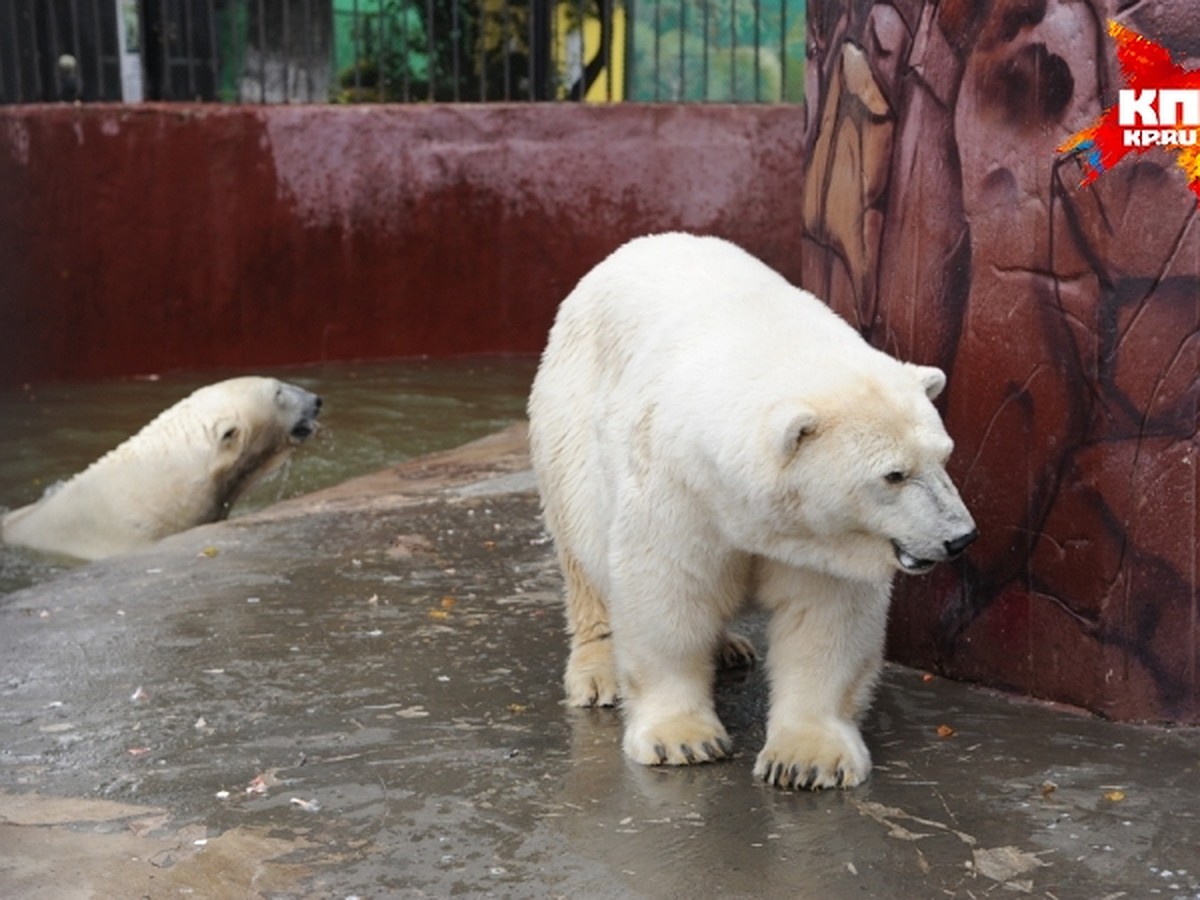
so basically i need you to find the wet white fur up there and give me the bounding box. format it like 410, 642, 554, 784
528, 233, 974, 788
2, 377, 320, 561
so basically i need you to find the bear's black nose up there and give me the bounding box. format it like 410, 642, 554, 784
944, 529, 979, 558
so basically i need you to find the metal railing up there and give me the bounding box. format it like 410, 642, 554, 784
0, 0, 804, 104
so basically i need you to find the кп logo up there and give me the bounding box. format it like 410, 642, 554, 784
1058, 21, 1200, 203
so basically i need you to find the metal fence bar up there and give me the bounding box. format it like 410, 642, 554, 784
477, 0, 486, 101
728, 0, 735, 101
28, 2, 41, 99
676, 0, 684, 100
206, 0, 219, 100
256, 0, 266, 102
93, 0, 105, 99
0, 10, 7, 101
282, 0, 291, 100
779, 0, 786, 103
350, 0, 361, 97
752, 0, 760, 100
184, 0, 198, 98
450, 0, 459, 101
604, 0, 612, 100
302, 0, 313, 99
46, 2, 61, 97
425, 0, 434, 100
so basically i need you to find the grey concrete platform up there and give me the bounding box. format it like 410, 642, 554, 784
1, 425, 1198, 899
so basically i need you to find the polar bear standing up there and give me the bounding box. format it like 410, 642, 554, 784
528, 233, 976, 790
2, 377, 321, 561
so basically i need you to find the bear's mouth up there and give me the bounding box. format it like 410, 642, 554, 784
891, 541, 937, 575
290, 418, 319, 442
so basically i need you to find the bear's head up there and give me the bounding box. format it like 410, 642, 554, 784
757, 363, 977, 582
190, 376, 323, 518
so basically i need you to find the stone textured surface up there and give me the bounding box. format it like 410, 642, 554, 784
802, 0, 1199, 722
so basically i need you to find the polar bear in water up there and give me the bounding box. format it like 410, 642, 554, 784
2, 377, 321, 561
527, 233, 977, 790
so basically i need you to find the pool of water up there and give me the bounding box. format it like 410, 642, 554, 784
0, 355, 538, 594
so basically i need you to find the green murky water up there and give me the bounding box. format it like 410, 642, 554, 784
0, 355, 538, 594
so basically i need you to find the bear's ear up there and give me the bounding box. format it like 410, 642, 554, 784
214, 418, 242, 447
908, 364, 947, 400
776, 405, 820, 458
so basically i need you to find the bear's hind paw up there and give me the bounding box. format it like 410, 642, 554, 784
565, 671, 619, 707
716, 630, 757, 670
564, 638, 619, 707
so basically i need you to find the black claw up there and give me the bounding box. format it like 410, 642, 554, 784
716, 737, 733, 756
701, 741, 717, 759
835, 766, 846, 788
802, 766, 819, 790
788, 764, 802, 790
682, 744, 697, 764
772, 762, 784, 786
653, 742, 668, 764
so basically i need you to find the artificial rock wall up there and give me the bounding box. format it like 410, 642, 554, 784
803, 0, 1199, 721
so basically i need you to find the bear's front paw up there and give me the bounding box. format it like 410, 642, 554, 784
623, 712, 733, 766
753, 719, 871, 790
564, 638, 619, 707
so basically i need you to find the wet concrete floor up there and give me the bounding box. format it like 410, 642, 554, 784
1, 425, 1198, 899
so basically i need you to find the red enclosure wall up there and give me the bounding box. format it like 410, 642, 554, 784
0, 103, 804, 384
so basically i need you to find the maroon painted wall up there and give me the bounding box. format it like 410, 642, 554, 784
0, 103, 804, 385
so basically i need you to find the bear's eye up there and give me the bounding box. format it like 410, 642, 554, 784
221, 426, 239, 443
884, 471, 907, 485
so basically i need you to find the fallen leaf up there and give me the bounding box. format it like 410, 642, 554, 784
198, 546, 219, 558
921, 673, 935, 683
936, 724, 956, 738
1103, 789, 1126, 802
245, 770, 282, 795
388, 534, 436, 559
972, 845, 1049, 882
428, 609, 451, 621
440, 596, 457, 609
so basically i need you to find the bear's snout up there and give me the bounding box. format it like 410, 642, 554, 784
285, 389, 322, 441
943, 528, 978, 558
